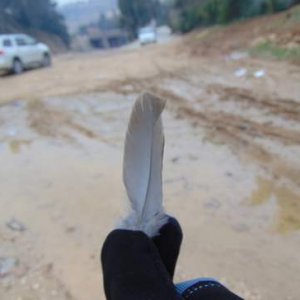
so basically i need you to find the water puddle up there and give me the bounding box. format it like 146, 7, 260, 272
9, 139, 32, 154
249, 177, 300, 233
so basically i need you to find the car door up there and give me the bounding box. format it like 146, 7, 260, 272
15, 35, 42, 66
15, 35, 33, 66
24, 35, 43, 63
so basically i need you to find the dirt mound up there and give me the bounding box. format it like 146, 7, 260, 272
180, 5, 300, 59
27, 30, 68, 54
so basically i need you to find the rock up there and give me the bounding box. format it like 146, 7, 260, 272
0, 257, 18, 277
234, 68, 248, 78
238, 124, 250, 131
229, 51, 249, 61
6, 218, 26, 232
254, 69, 266, 78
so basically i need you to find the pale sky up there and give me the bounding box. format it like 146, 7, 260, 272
55, 0, 88, 6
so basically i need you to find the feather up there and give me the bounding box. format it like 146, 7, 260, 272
119, 92, 168, 237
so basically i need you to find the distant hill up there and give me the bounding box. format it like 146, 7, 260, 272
59, 0, 118, 33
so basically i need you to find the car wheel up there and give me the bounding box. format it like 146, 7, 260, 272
42, 53, 51, 67
12, 59, 23, 75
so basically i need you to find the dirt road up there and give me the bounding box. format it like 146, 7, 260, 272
0, 37, 300, 300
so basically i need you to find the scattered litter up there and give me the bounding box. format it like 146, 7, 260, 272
254, 69, 266, 78
0, 257, 18, 277
234, 68, 248, 78
229, 51, 249, 61
6, 218, 27, 232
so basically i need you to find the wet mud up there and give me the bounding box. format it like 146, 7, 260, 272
0, 91, 299, 300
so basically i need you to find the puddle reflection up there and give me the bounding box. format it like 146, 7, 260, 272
250, 177, 300, 233
9, 140, 32, 154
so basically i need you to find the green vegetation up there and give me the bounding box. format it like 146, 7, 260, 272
171, 0, 300, 33
250, 41, 300, 62
0, 0, 69, 46
288, 4, 300, 21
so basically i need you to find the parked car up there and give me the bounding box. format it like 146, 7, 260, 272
138, 27, 157, 45
0, 34, 51, 75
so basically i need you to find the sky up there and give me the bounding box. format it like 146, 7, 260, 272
55, 0, 88, 6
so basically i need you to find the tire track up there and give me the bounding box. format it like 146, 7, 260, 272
207, 84, 300, 121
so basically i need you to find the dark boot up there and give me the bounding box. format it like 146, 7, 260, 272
101, 229, 181, 300
152, 216, 183, 279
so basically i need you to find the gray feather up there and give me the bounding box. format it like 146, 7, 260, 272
119, 92, 168, 237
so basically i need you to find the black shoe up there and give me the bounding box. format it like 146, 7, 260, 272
152, 216, 183, 279
101, 229, 181, 300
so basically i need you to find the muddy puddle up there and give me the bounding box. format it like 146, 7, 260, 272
1, 93, 300, 300
249, 177, 300, 233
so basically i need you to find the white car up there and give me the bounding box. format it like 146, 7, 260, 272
0, 34, 51, 75
138, 27, 157, 45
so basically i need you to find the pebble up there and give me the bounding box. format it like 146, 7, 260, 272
6, 218, 27, 232
254, 69, 266, 78
234, 68, 248, 78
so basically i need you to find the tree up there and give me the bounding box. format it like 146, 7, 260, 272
118, 0, 160, 37
0, 0, 70, 46
169, 0, 299, 33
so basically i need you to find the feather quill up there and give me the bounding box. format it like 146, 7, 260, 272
119, 92, 168, 237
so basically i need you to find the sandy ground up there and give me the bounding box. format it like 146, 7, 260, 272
0, 37, 300, 300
